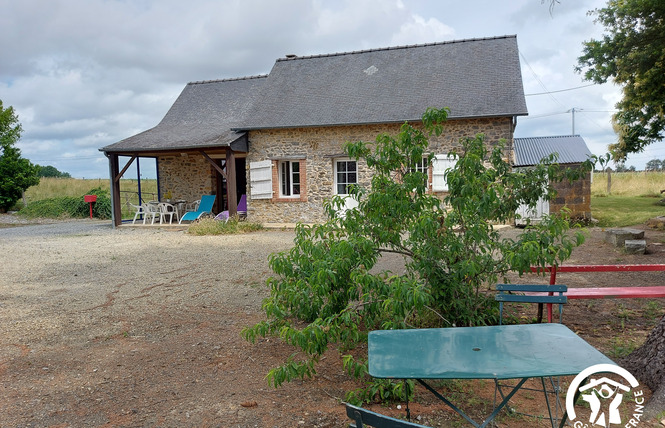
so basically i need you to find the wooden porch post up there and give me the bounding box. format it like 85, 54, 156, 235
109, 154, 122, 227
226, 150, 237, 217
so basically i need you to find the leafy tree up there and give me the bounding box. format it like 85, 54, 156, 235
38, 165, 71, 178
645, 159, 663, 172
243, 108, 590, 401
577, 0, 665, 161
0, 100, 39, 212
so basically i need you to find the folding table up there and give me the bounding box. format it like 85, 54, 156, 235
368, 324, 616, 428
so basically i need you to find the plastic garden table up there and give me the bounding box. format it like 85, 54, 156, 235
368, 324, 616, 428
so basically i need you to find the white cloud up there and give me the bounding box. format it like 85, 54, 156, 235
0, 0, 645, 176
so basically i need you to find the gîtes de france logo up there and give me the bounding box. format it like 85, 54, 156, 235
567, 363, 645, 427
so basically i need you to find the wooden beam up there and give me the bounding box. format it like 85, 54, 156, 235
200, 150, 227, 180
109, 154, 122, 227
226, 150, 237, 217
114, 155, 137, 183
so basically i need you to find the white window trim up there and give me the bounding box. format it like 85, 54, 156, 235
334, 158, 358, 195
278, 160, 301, 198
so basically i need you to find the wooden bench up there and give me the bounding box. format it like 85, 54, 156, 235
565, 285, 665, 299
526, 264, 665, 321
496, 284, 567, 323
345, 403, 430, 428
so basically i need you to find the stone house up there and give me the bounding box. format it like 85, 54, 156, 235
513, 135, 593, 223
101, 35, 528, 226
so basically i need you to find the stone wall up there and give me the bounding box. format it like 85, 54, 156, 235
246, 117, 514, 224
550, 164, 592, 220
157, 154, 215, 205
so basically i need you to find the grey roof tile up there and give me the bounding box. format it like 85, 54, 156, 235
102, 36, 528, 152
513, 135, 592, 166
101, 75, 267, 153
237, 36, 528, 130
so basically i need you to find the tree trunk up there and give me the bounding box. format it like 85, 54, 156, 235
620, 315, 665, 420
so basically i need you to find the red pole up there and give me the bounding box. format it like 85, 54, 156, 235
547, 266, 557, 323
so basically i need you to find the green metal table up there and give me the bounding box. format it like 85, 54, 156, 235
368, 323, 616, 428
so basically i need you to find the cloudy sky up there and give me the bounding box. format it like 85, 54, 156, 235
0, 0, 652, 179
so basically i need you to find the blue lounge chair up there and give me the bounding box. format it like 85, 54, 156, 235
179, 195, 216, 223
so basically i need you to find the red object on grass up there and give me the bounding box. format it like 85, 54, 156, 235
84, 195, 97, 218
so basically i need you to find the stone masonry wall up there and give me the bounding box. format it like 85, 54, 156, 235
246, 117, 514, 224
157, 154, 215, 206
550, 165, 592, 220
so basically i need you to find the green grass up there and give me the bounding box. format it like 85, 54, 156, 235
591, 195, 665, 227
187, 217, 264, 235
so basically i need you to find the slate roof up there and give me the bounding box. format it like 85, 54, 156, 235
513, 135, 592, 166
102, 36, 528, 153
237, 35, 528, 130
101, 75, 267, 153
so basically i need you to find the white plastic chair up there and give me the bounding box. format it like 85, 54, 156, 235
143, 202, 160, 224
159, 203, 176, 224
130, 203, 147, 224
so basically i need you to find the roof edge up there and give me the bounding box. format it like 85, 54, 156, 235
276, 35, 518, 62
187, 74, 268, 86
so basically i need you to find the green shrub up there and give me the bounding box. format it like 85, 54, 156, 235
242, 107, 590, 400
18, 187, 111, 219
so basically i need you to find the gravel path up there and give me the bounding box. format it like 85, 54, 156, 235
0, 219, 332, 427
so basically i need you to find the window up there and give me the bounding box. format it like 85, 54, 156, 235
279, 160, 301, 197
408, 156, 429, 188
411, 157, 429, 174
335, 160, 357, 195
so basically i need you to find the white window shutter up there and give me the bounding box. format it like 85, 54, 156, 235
432, 155, 456, 191
250, 160, 273, 199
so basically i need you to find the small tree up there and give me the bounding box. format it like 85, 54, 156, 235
38, 165, 71, 178
243, 108, 590, 400
645, 159, 663, 172
0, 100, 39, 212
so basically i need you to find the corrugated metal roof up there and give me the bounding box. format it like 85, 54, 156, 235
237, 36, 528, 130
513, 135, 592, 166
101, 75, 267, 153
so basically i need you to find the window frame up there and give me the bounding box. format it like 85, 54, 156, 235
278, 160, 301, 198
334, 159, 358, 195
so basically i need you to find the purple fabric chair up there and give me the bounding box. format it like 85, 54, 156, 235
215, 195, 246, 221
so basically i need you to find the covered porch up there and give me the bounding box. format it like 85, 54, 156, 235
98, 76, 265, 227
104, 142, 246, 227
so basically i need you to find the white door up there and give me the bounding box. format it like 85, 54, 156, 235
516, 197, 550, 225
334, 159, 359, 215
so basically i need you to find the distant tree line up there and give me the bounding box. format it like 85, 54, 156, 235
37, 165, 71, 178
645, 159, 665, 172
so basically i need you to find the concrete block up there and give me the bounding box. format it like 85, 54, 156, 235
624, 239, 647, 255
604, 228, 645, 247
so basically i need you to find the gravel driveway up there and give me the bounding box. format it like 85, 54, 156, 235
0, 220, 339, 427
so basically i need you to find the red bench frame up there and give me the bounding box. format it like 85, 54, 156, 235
528, 264, 665, 322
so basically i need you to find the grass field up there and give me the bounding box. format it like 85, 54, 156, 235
592, 170, 665, 197
24, 177, 159, 219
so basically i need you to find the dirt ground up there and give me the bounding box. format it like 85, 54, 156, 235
0, 216, 663, 427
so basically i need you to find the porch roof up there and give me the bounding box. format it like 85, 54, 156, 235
100, 75, 267, 154
236, 35, 528, 130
